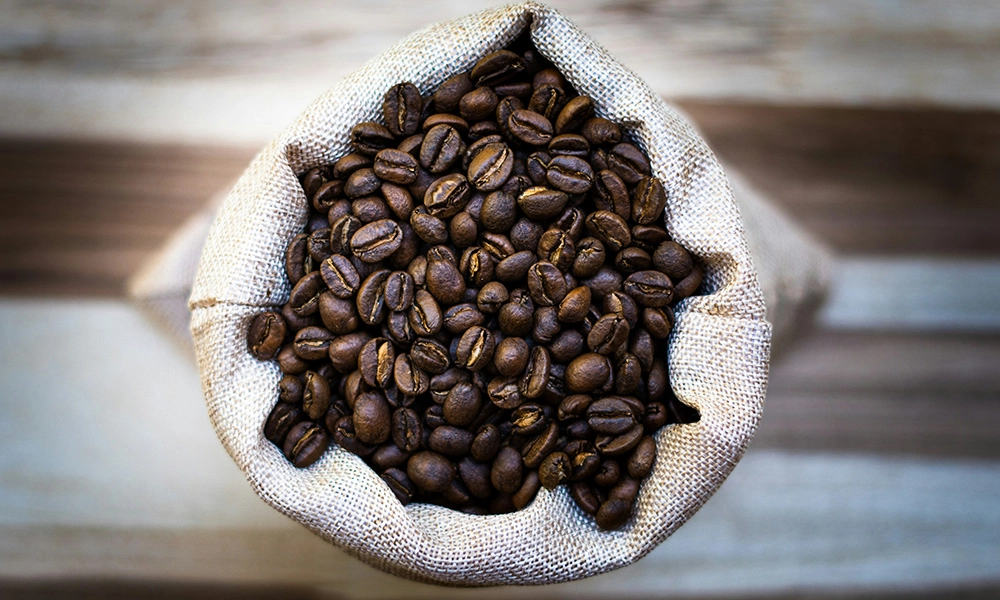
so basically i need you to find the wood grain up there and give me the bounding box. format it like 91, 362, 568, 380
2, 103, 997, 296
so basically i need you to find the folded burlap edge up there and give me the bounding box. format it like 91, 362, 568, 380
188, 1, 771, 586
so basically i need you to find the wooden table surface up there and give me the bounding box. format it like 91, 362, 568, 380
1, 2, 998, 598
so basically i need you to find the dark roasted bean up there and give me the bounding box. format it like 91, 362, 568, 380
381, 467, 418, 505
332, 152, 372, 179
632, 176, 668, 225
458, 457, 493, 499
508, 109, 553, 146
327, 331, 372, 373
546, 154, 593, 194
455, 326, 495, 371
603, 290, 639, 329
557, 286, 591, 323
653, 241, 694, 281
247, 311, 286, 360
581, 117, 622, 146
331, 414, 376, 457
301, 370, 331, 420
467, 142, 513, 191
624, 270, 675, 307
318, 292, 360, 334
358, 337, 395, 388
283, 421, 330, 468
585, 210, 631, 253
425, 251, 466, 306
570, 481, 601, 515
491, 446, 524, 495
374, 148, 419, 185
264, 402, 302, 446
420, 125, 463, 174
394, 352, 430, 396
433, 72, 473, 112
674, 263, 703, 300
587, 314, 630, 355
350, 219, 403, 263
566, 353, 612, 394
519, 346, 551, 400
607, 142, 651, 185
495, 250, 535, 283
408, 451, 455, 493
289, 271, 325, 317
351, 122, 395, 157
471, 50, 525, 86
408, 290, 443, 336
383, 82, 423, 137
596, 498, 632, 530
517, 186, 567, 220
493, 336, 529, 377
487, 376, 523, 409
512, 471, 541, 510
353, 391, 391, 445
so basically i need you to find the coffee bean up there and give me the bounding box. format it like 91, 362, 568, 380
350, 219, 403, 263
587, 314, 630, 355
631, 224, 671, 252
373, 148, 419, 185
408, 289, 443, 336
607, 142, 651, 185
603, 290, 639, 329
420, 125, 463, 174
594, 459, 621, 488
390, 407, 422, 453
519, 346, 551, 400
538, 451, 571, 490
627, 435, 656, 479
455, 326, 495, 371
283, 421, 330, 468
408, 451, 454, 493
555, 95, 594, 134
583, 266, 624, 299
284, 233, 311, 284
596, 498, 632, 530
585, 210, 631, 253
557, 286, 591, 323
471, 50, 524, 87
358, 337, 395, 388
264, 402, 302, 445
332, 152, 372, 180
632, 176, 668, 225
527, 261, 567, 306
327, 331, 372, 373
491, 446, 524, 495
318, 292, 360, 334
549, 329, 585, 364
467, 142, 513, 191
581, 117, 622, 146
624, 270, 675, 307
441, 381, 481, 427
344, 167, 381, 199
329, 214, 361, 256
458, 457, 493, 499
498, 288, 534, 337
495, 250, 536, 283
493, 336, 529, 377
247, 311, 286, 360
320, 254, 360, 298
355, 269, 390, 326
586, 396, 636, 435
595, 422, 644, 456
512, 471, 542, 510
353, 391, 391, 445
480, 231, 516, 260
380, 182, 414, 221
301, 167, 326, 200
546, 155, 593, 194
448, 211, 478, 248
615, 247, 653, 274
277, 374, 303, 404
351, 122, 395, 157
571, 237, 606, 278
508, 109, 553, 146
383, 82, 423, 137
307, 227, 333, 262
522, 421, 559, 469
394, 352, 429, 396
381, 467, 418, 505
532, 306, 561, 344
433, 72, 473, 113
566, 353, 612, 393
642, 306, 674, 339
528, 83, 566, 121
425, 251, 466, 306
299, 370, 330, 420
428, 425, 474, 456
674, 263, 703, 300
289, 271, 325, 317
487, 376, 523, 409
569, 481, 601, 515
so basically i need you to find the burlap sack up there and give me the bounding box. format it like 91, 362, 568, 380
180, 2, 819, 586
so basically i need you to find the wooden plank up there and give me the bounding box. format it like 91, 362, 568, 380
1, 0, 999, 146
682, 102, 1000, 255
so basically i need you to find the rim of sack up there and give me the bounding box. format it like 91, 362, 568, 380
189, 1, 771, 587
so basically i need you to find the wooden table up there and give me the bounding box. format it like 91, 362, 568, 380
1, 2, 998, 598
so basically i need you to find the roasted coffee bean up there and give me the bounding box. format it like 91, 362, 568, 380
631, 224, 671, 252
526, 261, 568, 306
264, 402, 302, 445
466, 134, 504, 165
351, 122, 395, 157
498, 288, 534, 336
446, 212, 476, 249
356, 269, 390, 326
331, 414, 376, 457
381, 468, 418, 505
471, 50, 524, 86
491, 446, 524, 495
344, 167, 381, 199
353, 391, 391, 445
425, 252, 467, 306
517, 186, 567, 220
495, 95, 525, 139
373, 148, 419, 185
328, 331, 372, 373
549, 329, 585, 364
474, 281, 506, 314
467, 424, 501, 463
381, 182, 415, 220
283, 421, 330, 468
594, 459, 621, 488
320, 254, 360, 298
624, 270, 674, 307
441, 381, 481, 427
615, 353, 643, 395
329, 214, 361, 256
535, 230, 573, 272
609, 476, 641, 502
421, 125, 463, 174
512, 471, 542, 509
584, 266, 624, 300
567, 441, 601, 481
459, 246, 495, 287
528, 83, 566, 121
603, 290, 639, 329
548, 133, 590, 157
440, 303, 483, 335
423, 403, 447, 429
358, 337, 395, 388
596, 498, 632, 530
607, 142, 651, 185
391, 407, 422, 453
284, 233, 312, 284
495, 250, 536, 283
508, 109, 553, 146
455, 326, 495, 371
332, 152, 372, 179
538, 451, 570, 490
546, 154, 593, 194
652, 241, 693, 281
380, 271, 414, 312
300, 370, 330, 420
307, 227, 333, 262
247, 311, 286, 360
595, 422, 644, 456
587, 314, 630, 355
480, 190, 518, 233
642, 306, 674, 339
558, 394, 592, 421
526, 151, 551, 185
383, 82, 423, 137
467, 142, 513, 191
557, 286, 591, 323
410, 337, 449, 374
394, 352, 430, 396
350, 219, 403, 263
585, 210, 631, 253
569, 481, 601, 515
571, 237, 606, 279
480, 231, 516, 260
632, 176, 668, 225
532, 306, 561, 344
615, 247, 652, 273
554, 95, 594, 134
647, 358, 670, 403
566, 353, 612, 393
519, 346, 551, 400
300, 167, 326, 200
522, 421, 559, 469
630, 327, 655, 372
627, 435, 657, 478
318, 292, 360, 334
508, 218, 542, 253
458, 457, 493, 499
487, 376, 523, 409
674, 263, 703, 300
433, 72, 473, 112
408, 290, 443, 336
428, 425, 474, 456
277, 343, 309, 374
581, 117, 622, 146
373, 443, 410, 471
587, 396, 636, 435
289, 271, 325, 317
277, 374, 304, 404
493, 336, 529, 377
408, 451, 455, 493
643, 401, 669, 431
409, 207, 448, 245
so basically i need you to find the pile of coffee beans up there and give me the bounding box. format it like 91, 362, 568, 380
247, 36, 702, 530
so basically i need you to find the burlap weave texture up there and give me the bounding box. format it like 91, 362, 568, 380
189, 2, 773, 586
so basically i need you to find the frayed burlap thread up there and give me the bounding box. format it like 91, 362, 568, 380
189, 2, 772, 586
